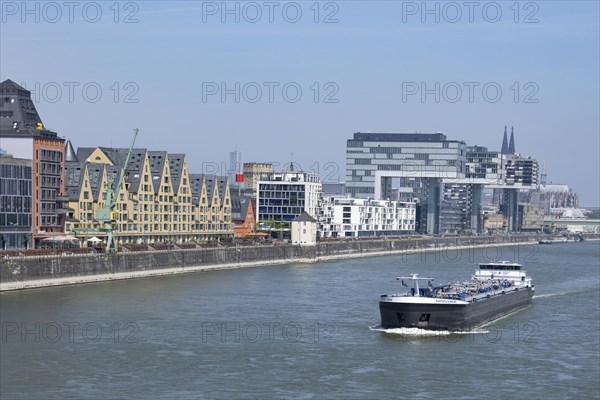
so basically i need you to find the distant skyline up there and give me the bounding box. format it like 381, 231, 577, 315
1, 1, 598, 205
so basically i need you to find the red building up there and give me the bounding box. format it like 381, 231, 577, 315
232, 196, 256, 238
0, 80, 66, 248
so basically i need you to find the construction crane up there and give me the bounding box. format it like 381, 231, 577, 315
95, 128, 139, 254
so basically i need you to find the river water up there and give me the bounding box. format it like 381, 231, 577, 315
1, 241, 599, 399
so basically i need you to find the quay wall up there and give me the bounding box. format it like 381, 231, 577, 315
1, 234, 598, 291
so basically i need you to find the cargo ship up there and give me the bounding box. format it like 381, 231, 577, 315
379, 262, 534, 331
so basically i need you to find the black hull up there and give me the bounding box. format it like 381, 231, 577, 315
379, 287, 534, 331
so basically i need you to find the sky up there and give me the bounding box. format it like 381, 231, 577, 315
1, 1, 599, 205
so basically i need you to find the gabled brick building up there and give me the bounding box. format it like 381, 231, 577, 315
0, 79, 66, 249
232, 195, 255, 238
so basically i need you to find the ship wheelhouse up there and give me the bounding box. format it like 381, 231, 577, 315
475, 261, 532, 287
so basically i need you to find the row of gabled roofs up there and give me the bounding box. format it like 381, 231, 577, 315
65, 146, 230, 207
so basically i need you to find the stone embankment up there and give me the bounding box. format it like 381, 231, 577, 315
1, 234, 598, 291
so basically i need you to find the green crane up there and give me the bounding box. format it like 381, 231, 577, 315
95, 128, 139, 254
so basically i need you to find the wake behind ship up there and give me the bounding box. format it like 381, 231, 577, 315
379, 262, 534, 331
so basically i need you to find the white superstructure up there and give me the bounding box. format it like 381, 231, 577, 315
474, 261, 533, 288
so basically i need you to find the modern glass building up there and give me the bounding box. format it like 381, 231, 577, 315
0, 157, 32, 250
256, 171, 322, 223
345, 131, 540, 234
345, 132, 466, 233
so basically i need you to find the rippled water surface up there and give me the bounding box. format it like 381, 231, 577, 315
1, 241, 599, 399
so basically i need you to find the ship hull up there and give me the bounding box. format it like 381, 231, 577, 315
379, 287, 534, 331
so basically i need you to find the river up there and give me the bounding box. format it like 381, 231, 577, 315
1, 241, 599, 399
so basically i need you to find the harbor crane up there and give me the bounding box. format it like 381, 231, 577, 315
94, 128, 139, 254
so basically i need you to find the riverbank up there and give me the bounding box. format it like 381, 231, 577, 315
1, 234, 598, 291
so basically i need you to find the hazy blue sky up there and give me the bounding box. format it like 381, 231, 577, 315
1, 1, 598, 205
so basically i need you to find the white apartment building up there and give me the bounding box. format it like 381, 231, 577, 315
320, 196, 416, 238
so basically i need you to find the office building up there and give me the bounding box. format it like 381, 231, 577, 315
256, 171, 322, 224
228, 149, 242, 187
0, 156, 32, 249
345, 132, 466, 233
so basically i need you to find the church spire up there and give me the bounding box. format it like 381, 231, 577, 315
501, 125, 509, 154
508, 126, 515, 154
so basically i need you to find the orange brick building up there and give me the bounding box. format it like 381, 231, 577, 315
232, 196, 255, 238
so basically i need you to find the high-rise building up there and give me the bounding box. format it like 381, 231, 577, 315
0, 79, 66, 248
228, 149, 242, 187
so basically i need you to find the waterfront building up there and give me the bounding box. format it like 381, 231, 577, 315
256, 171, 322, 224
243, 163, 273, 195
0, 157, 32, 250
345, 132, 467, 199
190, 174, 233, 241
231, 195, 256, 238
440, 183, 473, 234
64, 146, 233, 246
499, 154, 538, 231
0, 79, 66, 248
319, 196, 416, 238
483, 213, 506, 233
345, 132, 466, 234
291, 211, 317, 245
517, 204, 544, 231
345, 130, 540, 234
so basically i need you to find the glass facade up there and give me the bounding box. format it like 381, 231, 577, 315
345, 133, 467, 233
258, 183, 307, 221
345, 132, 467, 200
0, 158, 32, 250
256, 172, 322, 223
